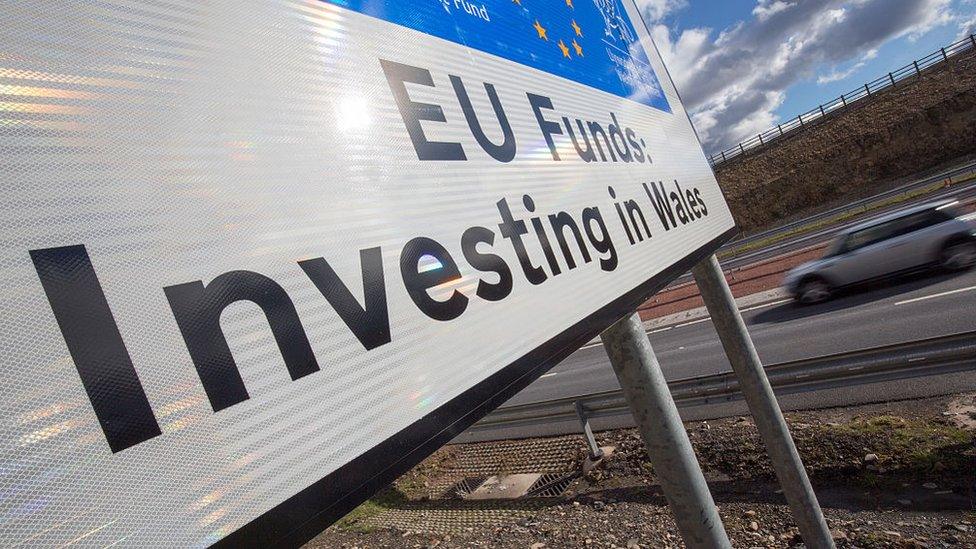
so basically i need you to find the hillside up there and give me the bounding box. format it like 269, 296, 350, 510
714, 48, 976, 233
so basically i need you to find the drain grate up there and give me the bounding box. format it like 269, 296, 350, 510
443, 476, 490, 499
524, 472, 577, 498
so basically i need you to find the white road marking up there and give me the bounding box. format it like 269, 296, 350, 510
741, 298, 792, 312
539, 372, 558, 379
674, 318, 710, 329
894, 284, 976, 306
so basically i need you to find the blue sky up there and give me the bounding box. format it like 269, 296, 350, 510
638, 0, 976, 153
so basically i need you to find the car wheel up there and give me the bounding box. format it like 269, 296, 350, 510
796, 277, 831, 304
939, 240, 976, 271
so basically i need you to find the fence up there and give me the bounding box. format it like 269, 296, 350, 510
708, 33, 976, 167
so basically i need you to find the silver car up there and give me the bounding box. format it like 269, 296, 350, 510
784, 200, 976, 304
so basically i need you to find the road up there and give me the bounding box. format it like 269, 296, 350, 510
503, 267, 976, 408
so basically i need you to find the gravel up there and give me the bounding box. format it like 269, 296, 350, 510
310, 393, 976, 548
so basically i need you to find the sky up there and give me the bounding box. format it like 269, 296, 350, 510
637, 0, 976, 154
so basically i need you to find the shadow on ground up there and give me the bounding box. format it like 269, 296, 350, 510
750, 269, 968, 325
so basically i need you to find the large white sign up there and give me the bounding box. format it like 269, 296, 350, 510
0, 0, 735, 546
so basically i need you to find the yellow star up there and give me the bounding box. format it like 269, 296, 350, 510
565, 0, 573, 8
572, 39, 583, 56
533, 20, 548, 40
571, 20, 582, 36
558, 39, 571, 58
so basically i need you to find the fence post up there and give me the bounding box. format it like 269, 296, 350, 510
971, 34, 975, 48
758, 133, 764, 145
819, 105, 825, 117
739, 143, 744, 154
777, 124, 783, 136
864, 83, 871, 96
840, 94, 846, 107
798, 114, 804, 126
914, 60, 921, 76
889, 72, 895, 86
941, 47, 948, 60
720, 150, 726, 162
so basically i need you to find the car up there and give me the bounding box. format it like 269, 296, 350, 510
784, 200, 976, 304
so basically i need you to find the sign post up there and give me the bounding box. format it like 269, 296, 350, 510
601, 312, 731, 548
692, 255, 834, 549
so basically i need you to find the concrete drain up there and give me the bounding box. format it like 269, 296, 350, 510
443, 476, 491, 499
525, 472, 577, 498
443, 472, 577, 500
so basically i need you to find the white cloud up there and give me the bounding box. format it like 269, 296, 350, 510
636, 0, 687, 22
651, 0, 955, 152
816, 48, 878, 84
752, 0, 794, 21
959, 13, 976, 39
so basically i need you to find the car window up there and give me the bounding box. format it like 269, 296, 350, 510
843, 222, 897, 252
891, 210, 951, 237
834, 207, 955, 255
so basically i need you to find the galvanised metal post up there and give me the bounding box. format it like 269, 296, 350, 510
691, 255, 834, 549
600, 313, 731, 549
574, 400, 604, 461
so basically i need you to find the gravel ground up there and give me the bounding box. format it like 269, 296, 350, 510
320, 503, 975, 548
309, 393, 976, 548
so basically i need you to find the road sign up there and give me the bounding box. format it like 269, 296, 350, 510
0, 0, 735, 546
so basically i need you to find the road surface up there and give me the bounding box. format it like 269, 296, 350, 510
503, 267, 976, 408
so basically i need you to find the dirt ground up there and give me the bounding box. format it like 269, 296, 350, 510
311, 393, 976, 548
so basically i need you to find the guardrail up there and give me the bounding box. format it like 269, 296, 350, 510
464, 331, 976, 439
708, 33, 976, 167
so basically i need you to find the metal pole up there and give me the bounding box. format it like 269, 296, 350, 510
691, 255, 834, 549
575, 400, 604, 460
601, 313, 731, 549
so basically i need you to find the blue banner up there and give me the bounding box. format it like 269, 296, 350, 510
324, 0, 671, 113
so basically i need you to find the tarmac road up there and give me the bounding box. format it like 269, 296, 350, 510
502, 267, 976, 409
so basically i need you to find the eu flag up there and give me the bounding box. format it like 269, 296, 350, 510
322, 0, 671, 113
